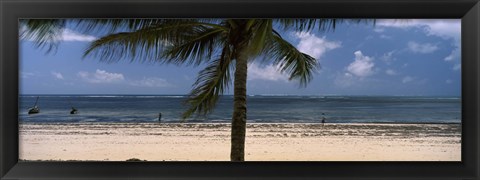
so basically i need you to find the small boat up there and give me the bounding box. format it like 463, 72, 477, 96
70, 107, 78, 114
68, 100, 78, 114
28, 106, 39, 114
28, 97, 40, 114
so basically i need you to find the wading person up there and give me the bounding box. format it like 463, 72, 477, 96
321, 113, 326, 125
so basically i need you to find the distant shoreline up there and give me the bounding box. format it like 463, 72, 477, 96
19, 94, 461, 98
18, 121, 462, 125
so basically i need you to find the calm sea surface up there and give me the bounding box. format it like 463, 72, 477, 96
19, 95, 461, 123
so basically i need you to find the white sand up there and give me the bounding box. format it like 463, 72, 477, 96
19, 123, 461, 161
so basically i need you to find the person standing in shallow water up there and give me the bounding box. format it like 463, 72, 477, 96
321, 113, 326, 125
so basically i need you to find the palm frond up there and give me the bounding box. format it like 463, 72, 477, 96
83, 26, 169, 63
182, 44, 234, 119
74, 19, 225, 34
83, 21, 226, 63
275, 19, 338, 32
162, 25, 227, 66
19, 19, 66, 52
246, 19, 273, 57
276, 19, 375, 32
74, 19, 163, 34
263, 34, 318, 87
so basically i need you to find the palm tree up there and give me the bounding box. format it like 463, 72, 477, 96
21, 19, 372, 161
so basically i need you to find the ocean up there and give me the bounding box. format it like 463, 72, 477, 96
18, 95, 461, 124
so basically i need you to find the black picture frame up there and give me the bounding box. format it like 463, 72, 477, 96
1, 0, 479, 179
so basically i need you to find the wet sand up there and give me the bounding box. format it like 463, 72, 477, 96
19, 123, 461, 161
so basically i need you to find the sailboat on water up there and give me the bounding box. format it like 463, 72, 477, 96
28, 96, 40, 114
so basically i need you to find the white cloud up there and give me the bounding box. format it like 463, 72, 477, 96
20, 72, 35, 79
51, 71, 64, 80
379, 34, 392, 39
248, 62, 289, 82
444, 39, 461, 62
76, 69, 174, 88
77, 69, 124, 83
295, 32, 341, 60
444, 49, 460, 61
381, 51, 396, 64
453, 64, 461, 71
335, 51, 375, 87
402, 76, 414, 83
61, 29, 97, 42
130, 77, 173, 87
21, 27, 97, 42
407, 41, 438, 54
346, 51, 375, 78
446, 79, 453, 84
385, 69, 397, 75
334, 72, 356, 87
445, 48, 460, 62
377, 19, 460, 61
440, 33, 461, 69
377, 19, 460, 39
373, 28, 385, 33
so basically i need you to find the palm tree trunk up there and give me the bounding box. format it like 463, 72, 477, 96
230, 42, 249, 161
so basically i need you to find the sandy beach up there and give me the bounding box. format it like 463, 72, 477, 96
19, 123, 461, 161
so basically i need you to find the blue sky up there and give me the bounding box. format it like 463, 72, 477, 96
20, 19, 461, 96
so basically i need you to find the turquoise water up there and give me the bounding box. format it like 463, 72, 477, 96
19, 95, 461, 123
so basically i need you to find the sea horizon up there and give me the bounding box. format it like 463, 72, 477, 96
19, 95, 461, 124
19, 94, 462, 98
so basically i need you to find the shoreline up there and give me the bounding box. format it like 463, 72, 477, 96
19, 122, 461, 161
19, 121, 462, 125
